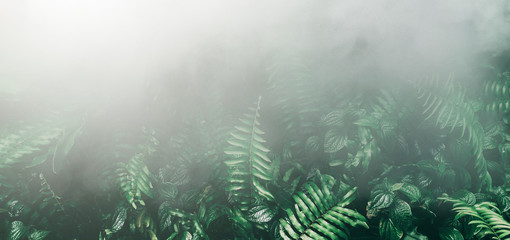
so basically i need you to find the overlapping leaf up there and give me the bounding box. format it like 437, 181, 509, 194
224, 97, 274, 211
441, 196, 510, 240
416, 76, 490, 190
116, 153, 155, 209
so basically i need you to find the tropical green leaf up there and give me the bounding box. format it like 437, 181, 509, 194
389, 200, 412, 232
111, 205, 128, 233
305, 136, 320, 154
380, 216, 403, 240
439, 227, 464, 240
224, 97, 274, 211
114, 136, 157, 209
246, 203, 278, 223
369, 191, 395, 211
28, 230, 50, 240
324, 128, 348, 153
416, 76, 491, 190
441, 195, 510, 240
279, 182, 368, 240
398, 183, 421, 203
8, 221, 28, 240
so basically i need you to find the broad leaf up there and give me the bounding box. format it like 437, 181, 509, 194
324, 128, 348, 153
246, 203, 278, 223
398, 183, 421, 203
380, 217, 403, 240
389, 200, 412, 231
439, 227, 464, 240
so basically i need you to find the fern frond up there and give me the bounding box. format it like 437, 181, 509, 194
158, 201, 214, 240
0, 115, 83, 183
484, 72, 510, 113
279, 182, 368, 240
267, 58, 321, 138
0, 119, 63, 170
110, 131, 158, 209
115, 153, 155, 209
485, 100, 510, 114
416, 75, 475, 137
441, 196, 510, 240
224, 97, 274, 211
415, 75, 491, 189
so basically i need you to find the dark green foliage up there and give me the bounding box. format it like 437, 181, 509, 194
1, 52, 510, 240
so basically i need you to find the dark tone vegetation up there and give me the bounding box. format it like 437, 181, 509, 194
1, 51, 510, 240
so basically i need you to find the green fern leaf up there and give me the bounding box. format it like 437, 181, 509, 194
116, 152, 155, 209
8, 221, 28, 240
267, 58, 321, 138
484, 72, 510, 113
279, 182, 368, 240
441, 196, 510, 240
415, 75, 491, 190
0, 118, 62, 170
28, 230, 50, 240
224, 97, 274, 211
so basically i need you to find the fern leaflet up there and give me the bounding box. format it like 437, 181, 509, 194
224, 96, 274, 211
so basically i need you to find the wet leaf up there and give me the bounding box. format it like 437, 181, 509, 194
8, 221, 28, 240
158, 183, 178, 200
111, 205, 128, 233
246, 203, 278, 223
398, 183, 421, 203
452, 190, 476, 206
305, 136, 320, 154
380, 217, 402, 240
370, 191, 395, 211
439, 227, 464, 240
389, 200, 412, 231
324, 128, 347, 153
28, 230, 50, 240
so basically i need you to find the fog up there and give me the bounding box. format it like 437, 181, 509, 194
1, 0, 509, 110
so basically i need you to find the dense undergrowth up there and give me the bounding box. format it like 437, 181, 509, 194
1, 51, 510, 240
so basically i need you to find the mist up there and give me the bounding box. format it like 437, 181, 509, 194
2, 1, 510, 238
1, 0, 509, 110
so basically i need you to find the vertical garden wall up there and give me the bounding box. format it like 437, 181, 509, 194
1, 1, 510, 239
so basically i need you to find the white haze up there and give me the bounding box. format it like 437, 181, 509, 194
0, 0, 509, 109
